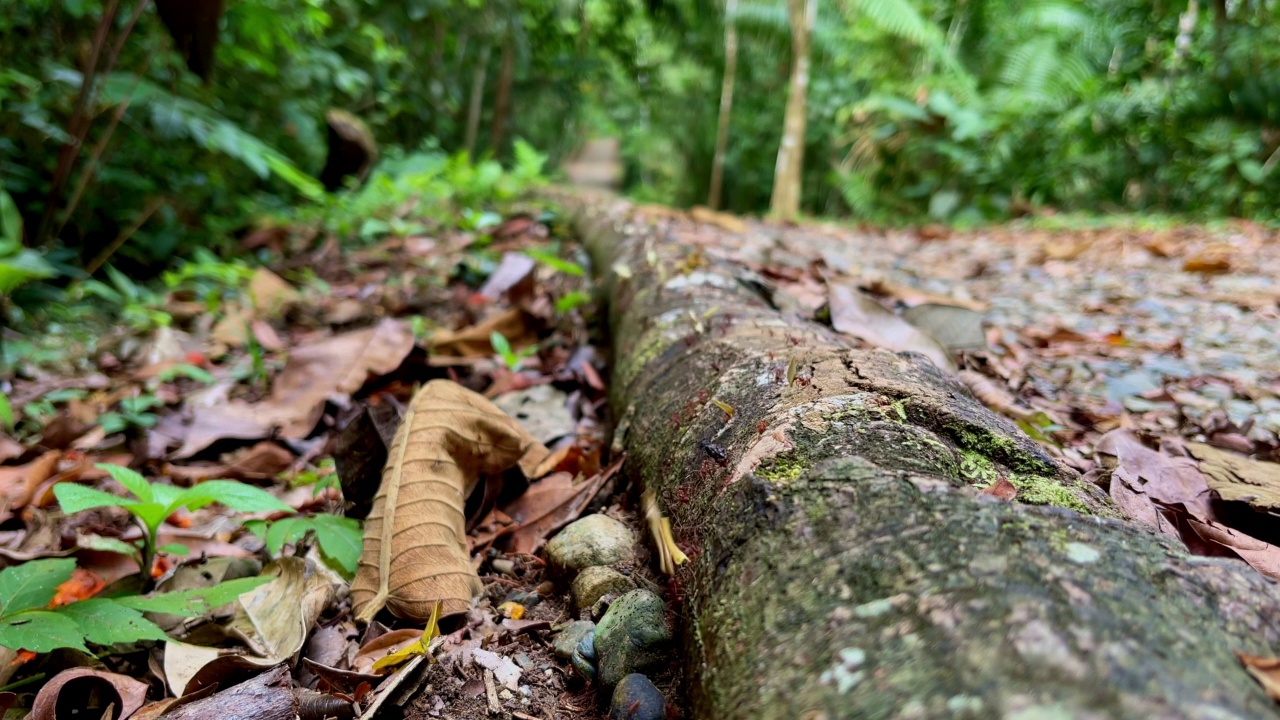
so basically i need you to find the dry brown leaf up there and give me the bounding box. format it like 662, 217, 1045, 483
0, 451, 61, 522
477, 460, 618, 555
210, 304, 256, 347
164, 442, 295, 483
827, 282, 956, 373
1183, 243, 1234, 274
479, 252, 537, 302
1186, 517, 1280, 579
351, 380, 550, 622
0, 434, 27, 463
1185, 442, 1280, 514
1042, 237, 1091, 261
689, 206, 747, 234
1096, 429, 1215, 519
862, 277, 989, 312
981, 477, 1018, 500
351, 628, 423, 675
427, 309, 536, 358
264, 318, 415, 439
959, 371, 1035, 422
248, 268, 299, 318
30, 668, 147, 720
1237, 651, 1280, 702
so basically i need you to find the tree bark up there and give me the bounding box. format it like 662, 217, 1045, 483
708, 0, 740, 210
572, 198, 1280, 719
769, 0, 814, 221
490, 39, 515, 155
464, 45, 491, 156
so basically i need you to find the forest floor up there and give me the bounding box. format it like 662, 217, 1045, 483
1, 194, 1279, 718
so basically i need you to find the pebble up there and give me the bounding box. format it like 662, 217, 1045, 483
572, 566, 633, 613
545, 514, 635, 575
552, 620, 595, 662
609, 674, 666, 720
594, 589, 671, 688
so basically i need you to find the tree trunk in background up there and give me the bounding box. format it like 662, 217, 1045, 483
568, 196, 1280, 719
491, 40, 515, 156
708, 0, 739, 210
769, 0, 814, 221
429, 19, 446, 139
464, 45, 491, 156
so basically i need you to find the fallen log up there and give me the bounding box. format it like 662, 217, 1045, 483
574, 199, 1280, 719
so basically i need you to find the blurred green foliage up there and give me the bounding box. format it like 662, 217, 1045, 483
2, 0, 1278, 303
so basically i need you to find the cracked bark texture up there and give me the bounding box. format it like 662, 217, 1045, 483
572, 197, 1280, 720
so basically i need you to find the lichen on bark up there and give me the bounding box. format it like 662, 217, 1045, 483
570, 197, 1280, 719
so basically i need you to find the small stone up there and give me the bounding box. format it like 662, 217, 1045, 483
572, 566, 633, 613
545, 514, 636, 575
594, 589, 671, 689
553, 620, 595, 662
609, 674, 666, 720
1064, 542, 1101, 565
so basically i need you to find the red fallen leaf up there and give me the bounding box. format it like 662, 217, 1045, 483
29, 668, 148, 720
981, 477, 1018, 500
185, 350, 209, 367
1237, 651, 1280, 701
49, 568, 105, 607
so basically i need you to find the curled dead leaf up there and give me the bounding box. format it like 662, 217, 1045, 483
1237, 651, 1280, 702
981, 477, 1019, 501
29, 667, 148, 720
350, 380, 549, 622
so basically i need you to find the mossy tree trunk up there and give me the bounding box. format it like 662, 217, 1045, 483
573, 198, 1280, 719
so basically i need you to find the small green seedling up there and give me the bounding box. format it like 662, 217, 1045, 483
524, 248, 584, 276
53, 464, 294, 587
244, 513, 362, 577
0, 557, 270, 653
98, 394, 164, 435
490, 331, 537, 372
154, 363, 216, 385
555, 291, 590, 314
0, 390, 12, 431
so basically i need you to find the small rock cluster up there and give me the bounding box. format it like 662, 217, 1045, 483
544, 513, 671, 719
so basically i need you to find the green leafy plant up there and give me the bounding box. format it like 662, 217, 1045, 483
524, 248, 584, 276
0, 558, 269, 653
0, 187, 56, 295
244, 513, 362, 576
555, 291, 591, 314
0, 390, 12, 432
489, 331, 538, 372
98, 394, 164, 435
153, 363, 216, 385
53, 464, 294, 586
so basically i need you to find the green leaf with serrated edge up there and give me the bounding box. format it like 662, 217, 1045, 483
174, 481, 294, 515
115, 576, 272, 616
0, 558, 76, 615
53, 483, 137, 514
149, 483, 182, 509
57, 599, 168, 645
0, 611, 88, 652
95, 463, 154, 502
310, 515, 361, 575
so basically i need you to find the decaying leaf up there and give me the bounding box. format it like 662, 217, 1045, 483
689, 205, 747, 234
1237, 651, 1280, 702
982, 477, 1018, 500
861, 277, 989, 312
427, 309, 536, 358
959, 371, 1035, 422
0, 450, 61, 522
350, 380, 550, 622
248, 268, 299, 319
29, 667, 147, 720
264, 318, 416, 439
228, 557, 342, 662
1186, 518, 1280, 580
1186, 442, 1280, 514
827, 282, 956, 372
902, 304, 986, 351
